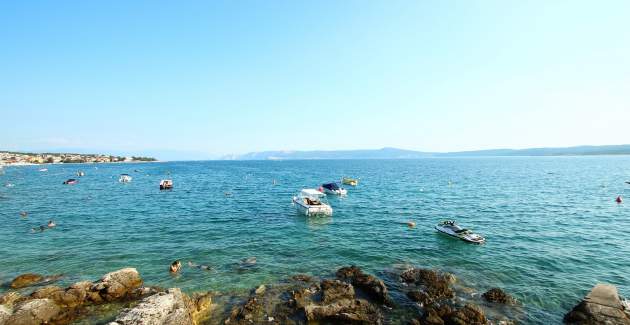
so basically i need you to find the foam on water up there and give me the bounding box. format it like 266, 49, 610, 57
1, 157, 629, 323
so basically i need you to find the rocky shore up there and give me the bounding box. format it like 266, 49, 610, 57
0, 266, 627, 324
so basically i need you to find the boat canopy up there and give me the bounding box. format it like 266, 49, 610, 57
301, 189, 324, 197
322, 183, 340, 190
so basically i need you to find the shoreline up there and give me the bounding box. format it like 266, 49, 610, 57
1, 264, 627, 324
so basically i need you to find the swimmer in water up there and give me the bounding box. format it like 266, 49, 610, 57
616, 196, 623, 203
48, 220, 56, 228
188, 261, 212, 271
406, 221, 416, 228
31, 225, 46, 233
170, 260, 182, 273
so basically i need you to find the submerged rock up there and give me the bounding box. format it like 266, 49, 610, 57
336, 266, 391, 305
9, 274, 44, 289
482, 288, 516, 305
564, 284, 630, 324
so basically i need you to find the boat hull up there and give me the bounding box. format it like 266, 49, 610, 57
293, 198, 333, 216
435, 226, 485, 244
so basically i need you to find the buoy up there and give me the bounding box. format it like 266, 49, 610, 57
616, 196, 623, 203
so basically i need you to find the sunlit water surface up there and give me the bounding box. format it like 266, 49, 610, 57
1, 158, 629, 324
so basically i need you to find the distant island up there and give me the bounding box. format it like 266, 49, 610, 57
224, 144, 630, 160
0, 151, 157, 165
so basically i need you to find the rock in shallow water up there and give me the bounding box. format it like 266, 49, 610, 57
482, 288, 516, 305
564, 284, 630, 325
336, 265, 391, 305
9, 274, 44, 289
401, 268, 456, 304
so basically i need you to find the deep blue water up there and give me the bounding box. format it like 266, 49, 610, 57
1, 158, 629, 323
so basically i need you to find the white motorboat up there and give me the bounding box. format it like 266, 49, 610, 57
160, 179, 173, 190
39, 168, 48, 172
292, 189, 333, 216
119, 174, 132, 183
435, 220, 485, 244
321, 182, 347, 196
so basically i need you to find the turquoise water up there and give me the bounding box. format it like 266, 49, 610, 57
1, 158, 629, 323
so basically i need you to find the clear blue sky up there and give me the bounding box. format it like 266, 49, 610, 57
1, 1, 629, 159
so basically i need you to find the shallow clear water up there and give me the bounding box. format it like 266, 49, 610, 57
1, 158, 629, 324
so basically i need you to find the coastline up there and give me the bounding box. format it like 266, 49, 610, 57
1, 264, 626, 324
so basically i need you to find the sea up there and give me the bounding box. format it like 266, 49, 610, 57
1, 157, 629, 324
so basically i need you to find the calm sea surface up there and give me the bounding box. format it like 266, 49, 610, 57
1, 158, 629, 323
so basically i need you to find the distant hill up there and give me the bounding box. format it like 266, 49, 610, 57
225, 145, 630, 160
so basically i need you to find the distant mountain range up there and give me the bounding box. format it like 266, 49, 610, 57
223, 145, 630, 160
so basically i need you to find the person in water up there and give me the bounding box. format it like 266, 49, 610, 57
617, 196, 623, 203
170, 260, 182, 273
188, 261, 212, 270
31, 225, 47, 233
48, 220, 56, 228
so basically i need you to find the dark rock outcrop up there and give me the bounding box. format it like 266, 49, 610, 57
225, 274, 383, 325
482, 288, 516, 305
564, 284, 630, 325
401, 268, 456, 304
336, 266, 391, 305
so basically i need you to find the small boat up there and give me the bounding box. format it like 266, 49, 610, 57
435, 220, 485, 244
321, 182, 347, 195
342, 177, 358, 186
77, 171, 85, 177
160, 179, 173, 190
63, 179, 78, 185
119, 174, 132, 183
39, 168, 48, 172
292, 189, 333, 216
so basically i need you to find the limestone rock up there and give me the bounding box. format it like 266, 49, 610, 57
564, 284, 630, 325
6, 298, 62, 325
109, 288, 193, 325
91, 268, 143, 302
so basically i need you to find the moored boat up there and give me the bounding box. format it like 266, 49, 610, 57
321, 182, 347, 196
342, 177, 358, 186
77, 170, 85, 177
160, 179, 173, 190
63, 178, 78, 185
435, 220, 485, 244
119, 174, 132, 183
292, 189, 333, 216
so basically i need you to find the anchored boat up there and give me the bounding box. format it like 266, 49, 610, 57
321, 182, 347, 196
63, 179, 78, 185
119, 174, 132, 183
292, 189, 333, 216
160, 179, 173, 190
342, 177, 358, 186
435, 220, 485, 244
